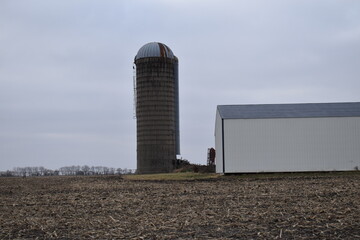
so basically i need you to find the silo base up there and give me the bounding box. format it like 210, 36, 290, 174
137, 145, 175, 174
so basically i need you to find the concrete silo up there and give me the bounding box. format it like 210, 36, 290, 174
134, 42, 180, 174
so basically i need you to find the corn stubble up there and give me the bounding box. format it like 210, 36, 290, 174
0, 174, 359, 239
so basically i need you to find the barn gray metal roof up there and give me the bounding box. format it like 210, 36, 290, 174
135, 42, 175, 60
217, 102, 360, 119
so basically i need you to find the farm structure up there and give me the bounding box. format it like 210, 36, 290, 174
134, 42, 180, 174
215, 102, 360, 174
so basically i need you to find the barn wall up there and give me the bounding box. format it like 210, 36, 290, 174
215, 111, 223, 173
223, 117, 360, 173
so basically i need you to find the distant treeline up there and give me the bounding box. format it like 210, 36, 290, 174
0, 165, 135, 177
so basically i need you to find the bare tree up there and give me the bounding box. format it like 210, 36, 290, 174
4, 165, 128, 177
81, 165, 90, 175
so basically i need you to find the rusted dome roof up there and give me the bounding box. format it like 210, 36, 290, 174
135, 42, 175, 60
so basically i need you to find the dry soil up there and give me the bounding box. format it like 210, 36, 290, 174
0, 174, 359, 239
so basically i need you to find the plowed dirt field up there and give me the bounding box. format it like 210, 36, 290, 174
0, 173, 359, 239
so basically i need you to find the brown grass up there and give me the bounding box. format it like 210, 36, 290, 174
123, 172, 219, 181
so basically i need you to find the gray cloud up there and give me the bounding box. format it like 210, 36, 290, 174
1, 0, 359, 170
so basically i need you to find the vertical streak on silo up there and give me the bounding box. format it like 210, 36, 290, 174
174, 57, 180, 155
132, 64, 137, 119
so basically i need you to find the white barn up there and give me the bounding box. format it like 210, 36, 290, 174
215, 102, 360, 174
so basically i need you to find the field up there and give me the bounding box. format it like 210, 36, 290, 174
0, 173, 359, 239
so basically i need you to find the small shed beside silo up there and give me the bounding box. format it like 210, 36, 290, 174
215, 102, 360, 174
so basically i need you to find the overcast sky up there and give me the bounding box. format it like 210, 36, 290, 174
1, 0, 359, 171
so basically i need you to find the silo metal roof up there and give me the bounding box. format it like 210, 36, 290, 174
217, 102, 360, 119
135, 42, 175, 60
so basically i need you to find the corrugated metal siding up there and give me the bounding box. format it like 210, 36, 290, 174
223, 117, 360, 173
218, 102, 360, 119
215, 111, 223, 173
